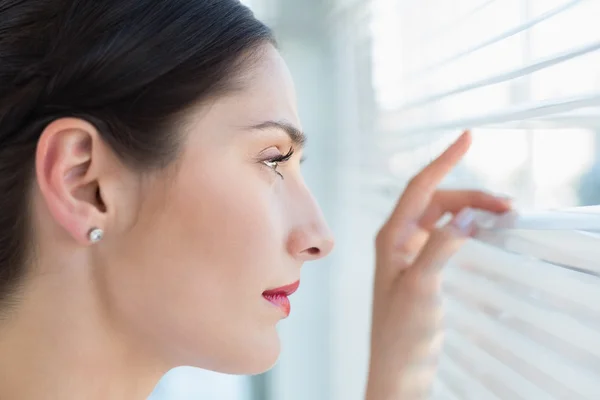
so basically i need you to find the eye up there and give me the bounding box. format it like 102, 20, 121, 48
262, 148, 295, 179
263, 159, 282, 177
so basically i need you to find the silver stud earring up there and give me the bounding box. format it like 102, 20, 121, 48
88, 228, 104, 243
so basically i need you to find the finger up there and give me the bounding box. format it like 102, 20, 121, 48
397, 228, 430, 259
412, 208, 476, 274
387, 131, 472, 230
418, 190, 512, 231
400, 191, 510, 257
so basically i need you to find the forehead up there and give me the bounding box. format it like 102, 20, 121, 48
233, 45, 300, 124
181, 45, 302, 143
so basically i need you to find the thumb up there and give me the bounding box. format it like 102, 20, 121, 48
412, 208, 476, 273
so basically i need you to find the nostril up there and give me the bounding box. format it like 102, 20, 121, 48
306, 247, 320, 256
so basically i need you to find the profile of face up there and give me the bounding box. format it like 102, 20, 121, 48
32, 44, 333, 376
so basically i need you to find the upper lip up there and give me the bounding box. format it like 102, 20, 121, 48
263, 280, 300, 296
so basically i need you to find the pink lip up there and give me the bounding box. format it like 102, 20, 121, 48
262, 280, 300, 317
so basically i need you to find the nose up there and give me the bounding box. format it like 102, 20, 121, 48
288, 226, 335, 261
287, 196, 335, 262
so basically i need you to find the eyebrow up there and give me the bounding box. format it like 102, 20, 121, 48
248, 120, 307, 148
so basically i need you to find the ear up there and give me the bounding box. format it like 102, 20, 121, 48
35, 118, 109, 245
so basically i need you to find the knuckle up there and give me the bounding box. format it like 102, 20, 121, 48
419, 228, 463, 259
429, 226, 462, 248
407, 174, 431, 192
375, 225, 392, 249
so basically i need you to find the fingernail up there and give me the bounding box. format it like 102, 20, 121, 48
452, 208, 475, 233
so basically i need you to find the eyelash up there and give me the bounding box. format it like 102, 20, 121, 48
263, 147, 295, 179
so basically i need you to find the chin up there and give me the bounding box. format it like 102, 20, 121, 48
229, 334, 282, 375
182, 329, 282, 376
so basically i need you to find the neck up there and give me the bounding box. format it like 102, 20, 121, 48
0, 261, 167, 400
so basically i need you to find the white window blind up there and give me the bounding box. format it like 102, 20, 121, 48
364, 0, 600, 399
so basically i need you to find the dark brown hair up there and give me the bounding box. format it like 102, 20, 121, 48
0, 0, 274, 305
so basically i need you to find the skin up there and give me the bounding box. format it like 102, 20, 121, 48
0, 44, 510, 400
366, 133, 512, 399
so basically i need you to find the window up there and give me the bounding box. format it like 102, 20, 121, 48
362, 0, 600, 398
147, 1, 600, 398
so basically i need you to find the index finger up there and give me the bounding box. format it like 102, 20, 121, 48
387, 130, 472, 228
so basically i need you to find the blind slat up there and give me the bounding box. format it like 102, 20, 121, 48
423, 0, 499, 43
446, 267, 600, 357
438, 354, 503, 400
411, 0, 586, 76
444, 330, 554, 400
474, 228, 600, 277
396, 41, 600, 112
382, 92, 600, 136
445, 293, 599, 398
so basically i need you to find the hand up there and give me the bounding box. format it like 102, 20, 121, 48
365, 131, 511, 399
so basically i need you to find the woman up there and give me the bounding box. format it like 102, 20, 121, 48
0, 1, 511, 399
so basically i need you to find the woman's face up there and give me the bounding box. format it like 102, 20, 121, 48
100, 45, 334, 374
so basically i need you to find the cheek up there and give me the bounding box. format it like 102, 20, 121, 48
180, 166, 284, 277
105, 159, 287, 372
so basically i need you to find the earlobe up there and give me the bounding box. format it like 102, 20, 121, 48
35, 118, 107, 245
88, 228, 104, 243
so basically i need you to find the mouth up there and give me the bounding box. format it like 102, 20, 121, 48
262, 280, 300, 317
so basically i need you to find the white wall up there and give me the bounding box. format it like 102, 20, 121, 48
267, 1, 380, 399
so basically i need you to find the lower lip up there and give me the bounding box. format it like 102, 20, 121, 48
263, 293, 291, 317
